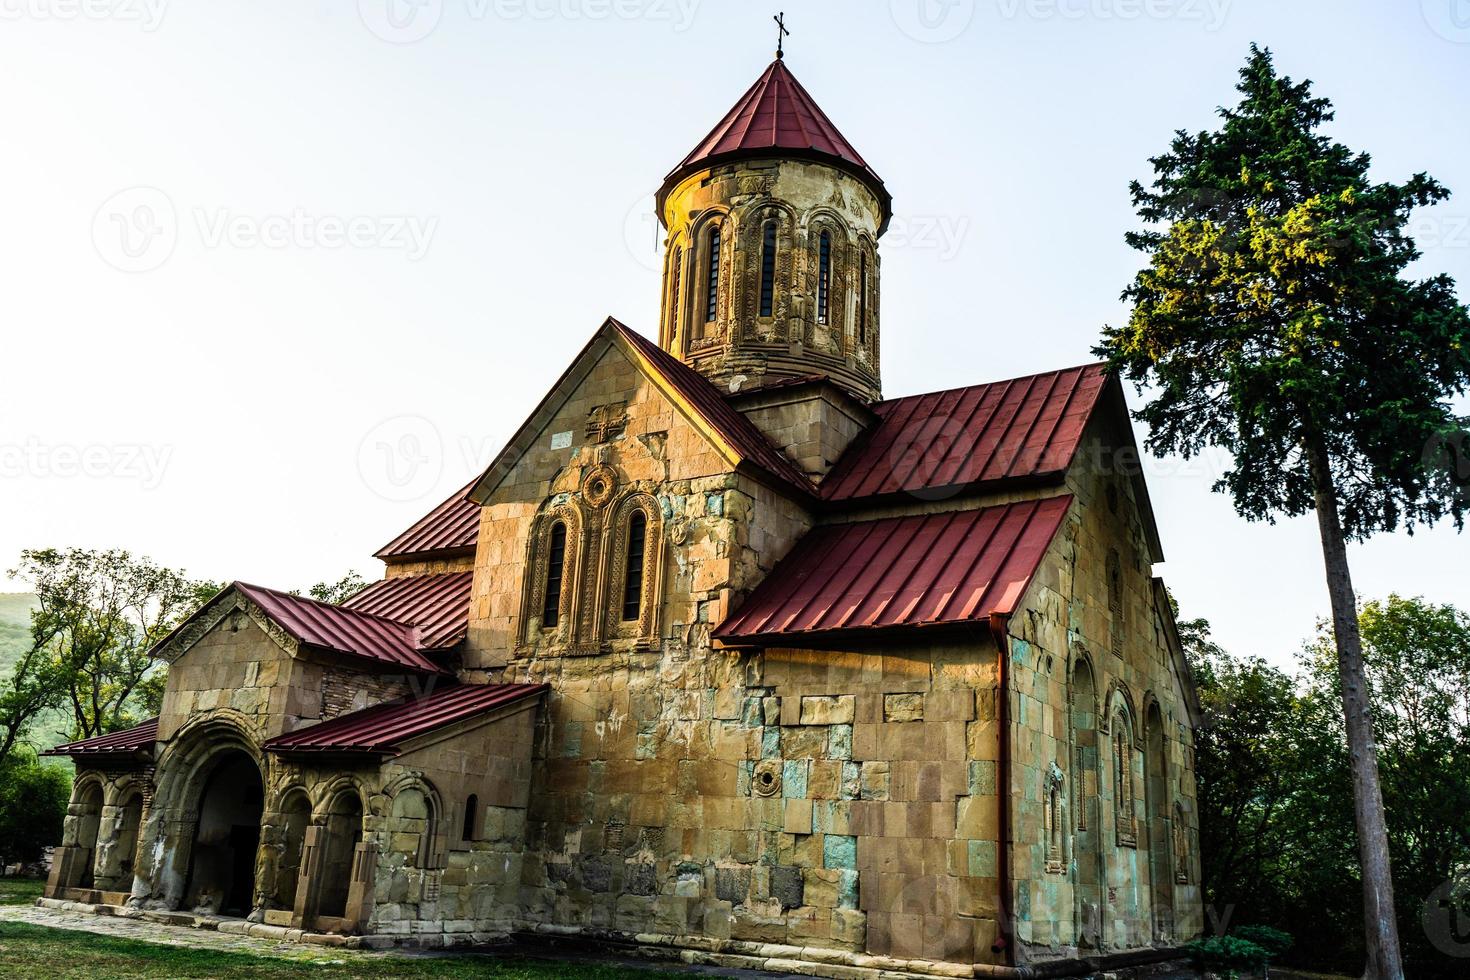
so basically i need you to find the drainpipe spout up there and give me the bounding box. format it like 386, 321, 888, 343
988, 611, 1014, 965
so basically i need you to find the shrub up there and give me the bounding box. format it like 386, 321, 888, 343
1185, 936, 1271, 978
1232, 925, 1293, 958
0, 749, 70, 865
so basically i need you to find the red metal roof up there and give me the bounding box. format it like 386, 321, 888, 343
342, 571, 472, 651
374, 480, 480, 561
263, 683, 547, 756
714, 495, 1073, 643
43, 717, 158, 757
820, 364, 1109, 502
234, 582, 448, 676
659, 60, 890, 230
612, 320, 816, 498
666, 60, 882, 189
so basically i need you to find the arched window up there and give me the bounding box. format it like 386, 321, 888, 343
1044, 766, 1065, 874
817, 230, 832, 324
462, 794, 478, 842
1174, 802, 1189, 882
705, 226, 721, 323
858, 250, 868, 344
670, 245, 683, 340
543, 521, 567, 628
759, 221, 777, 317
1107, 549, 1124, 657
1113, 716, 1136, 846
621, 510, 647, 622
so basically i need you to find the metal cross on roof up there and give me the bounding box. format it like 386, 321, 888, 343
773, 12, 789, 60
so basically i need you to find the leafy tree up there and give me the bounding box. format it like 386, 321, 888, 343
307, 571, 367, 605
0, 747, 70, 865
1302, 596, 1470, 975
1099, 46, 1470, 978
7, 549, 218, 744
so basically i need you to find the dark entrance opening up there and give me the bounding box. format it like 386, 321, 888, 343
183, 751, 263, 916
316, 791, 363, 919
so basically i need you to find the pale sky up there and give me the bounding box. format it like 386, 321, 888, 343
1, 0, 1466, 666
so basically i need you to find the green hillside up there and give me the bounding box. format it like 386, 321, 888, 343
0, 592, 37, 673
0, 593, 75, 757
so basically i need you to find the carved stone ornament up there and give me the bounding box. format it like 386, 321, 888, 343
668, 519, 690, 545
581, 464, 617, 509
752, 759, 783, 798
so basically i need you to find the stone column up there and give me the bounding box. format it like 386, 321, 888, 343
91, 804, 125, 891
291, 823, 327, 931
343, 840, 379, 934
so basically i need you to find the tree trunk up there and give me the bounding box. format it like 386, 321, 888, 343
1307, 438, 1405, 980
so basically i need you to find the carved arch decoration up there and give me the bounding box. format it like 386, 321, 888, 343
603, 490, 665, 647
660, 231, 684, 351
1068, 645, 1099, 834
801, 208, 852, 352
382, 774, 445, 871
686, 207, 735, 351
735, 200, 797, 343
853, 233, 880, 363
1108, 687, 1139, 848
520, 499, 587, 650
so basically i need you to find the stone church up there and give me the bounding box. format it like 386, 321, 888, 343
43, 56, 1204, 976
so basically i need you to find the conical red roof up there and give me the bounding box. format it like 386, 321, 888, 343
659, 60, 889, 228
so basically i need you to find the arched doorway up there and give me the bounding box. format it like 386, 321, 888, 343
1070, 655, 1102, 949
183, 750, 263, 916
106, 790, 145, 893
275, 790, 312, 911
1144, 701, 1173, 940
316, 791, 363, 919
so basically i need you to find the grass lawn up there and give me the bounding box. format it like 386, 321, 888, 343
0, 878, 44, 906
0, 921, 686, 979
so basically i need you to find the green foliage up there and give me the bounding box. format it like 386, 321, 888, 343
1231, 924, 1294, 957
1188, 597, 1470, 977
1096, 44, 1470, 538
0, 550, 219, 763
1185, 935, 1271, 975
307, 571, 368, 605
0, 748, 70, 865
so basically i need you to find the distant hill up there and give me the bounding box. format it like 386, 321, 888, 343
0, 592, 37, 673
0, 593, 74, 758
